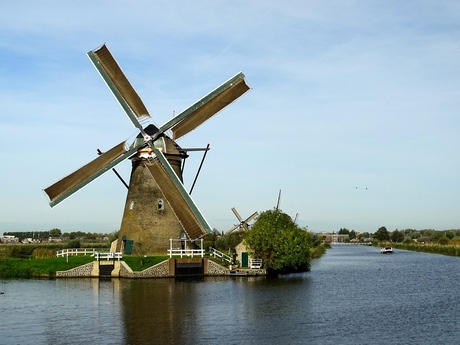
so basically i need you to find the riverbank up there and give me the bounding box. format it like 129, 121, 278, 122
0, 256, 168, 278
391, 242, 460, 257
1, 244, 327, 279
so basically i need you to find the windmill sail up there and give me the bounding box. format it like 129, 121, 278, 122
226, 208, 259, 234
44, 141, 142, 207
157, 72, 249, 140
144, 147, 212, 239
88, 44, 150, 132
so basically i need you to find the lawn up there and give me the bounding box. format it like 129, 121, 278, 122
0, 255, 170, 278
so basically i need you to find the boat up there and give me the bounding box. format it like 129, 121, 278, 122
380, 246, 393, 254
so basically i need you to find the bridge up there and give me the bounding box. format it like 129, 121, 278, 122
330, 242, 373, 246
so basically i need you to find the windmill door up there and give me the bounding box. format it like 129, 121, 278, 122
241, 252, 249, 268
124, 240, 134, 255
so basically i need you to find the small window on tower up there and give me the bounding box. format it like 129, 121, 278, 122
158, 199, 164, 211
129, 201, 134, 210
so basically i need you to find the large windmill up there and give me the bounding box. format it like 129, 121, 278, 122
226, 207, 258, 234
44, 44, 250, 255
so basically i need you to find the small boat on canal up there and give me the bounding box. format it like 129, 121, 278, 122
380, 246, 394, 254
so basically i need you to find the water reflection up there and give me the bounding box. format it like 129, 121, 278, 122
4, 247, 460, 345
117, 275, 313, 345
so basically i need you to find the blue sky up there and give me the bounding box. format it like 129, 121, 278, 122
1, 1, 460, 234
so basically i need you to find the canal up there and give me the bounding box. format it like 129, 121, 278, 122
1, 245, 460, 344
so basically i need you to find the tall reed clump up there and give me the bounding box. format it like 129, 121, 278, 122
393, 243, 460, 257
32, 248, 55, 259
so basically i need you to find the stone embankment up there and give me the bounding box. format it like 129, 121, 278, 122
56, 258, 266, 278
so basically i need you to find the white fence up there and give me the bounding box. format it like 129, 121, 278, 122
167, 238, 205, 258
249, 258, 263, 269
210, 247, 233, 264
56, 248, 97, 257
56, 248, 122, 261
93, 252, 122, 261
167, 248, 205, 258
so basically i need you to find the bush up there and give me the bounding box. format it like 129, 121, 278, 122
438, 237, 449, 245
67, 240, 81, 248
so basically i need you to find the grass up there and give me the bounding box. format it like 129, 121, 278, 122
0, 255, 171, 279
123, 256, 169, 271
0, 256, 94, 278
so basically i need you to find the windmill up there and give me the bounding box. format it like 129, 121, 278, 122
226, 207, 258, 234
43, 44, 250, 255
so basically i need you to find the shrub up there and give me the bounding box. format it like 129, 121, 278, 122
67, 240, 81, 248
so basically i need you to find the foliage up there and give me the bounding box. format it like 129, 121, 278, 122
392, 243, 460, 257
338, 228, 349, 235
374, 226, 390, 241
67, 239, 81, 248
244, 209, 312, 274
49, 228, 62, 237
449, 237, 460, 245
31, 248, 55, 259
349, 230, 356, 240
311, 245, 327, 259
390, 229, 404, 243
215, 232, 245, 252
7, 244, 64, 258
202, 229, 220, 251
438, 237, 449, 245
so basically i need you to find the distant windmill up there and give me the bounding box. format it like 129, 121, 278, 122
226, 207, 258, 234
275, 189, 281, 210
44, 44, 250, 255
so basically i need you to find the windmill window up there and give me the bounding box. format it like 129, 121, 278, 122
157, 199, 164, 211
129, 201, 134, 210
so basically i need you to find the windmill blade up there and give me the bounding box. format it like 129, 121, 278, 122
44, 141, 142, 207
245, 211, 259, 223
157, 72, 249, 140
87, 44, 150, 133
144, 147, 212, 239
226, 224, 240, 235
231, 207, 243, 222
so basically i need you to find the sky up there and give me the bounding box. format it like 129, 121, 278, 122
1, 1, 460, 235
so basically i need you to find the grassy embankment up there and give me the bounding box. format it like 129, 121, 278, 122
390, 242, 460, 257
0, 244, 169, 278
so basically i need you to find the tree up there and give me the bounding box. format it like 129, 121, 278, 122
244, 209, 312, 274
349, 230, 356, 240
374, 226, 390, 241
338, 228, 349, 235
390, 229, 404, 243
49, 228, 62, 238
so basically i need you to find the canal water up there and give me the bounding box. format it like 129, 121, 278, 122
1, 245, 460, 344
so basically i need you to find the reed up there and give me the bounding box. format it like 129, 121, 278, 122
392, 243, 460, 257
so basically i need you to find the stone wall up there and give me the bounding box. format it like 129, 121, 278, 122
56, 262, 96, 278
119, 259, 171, 278
206, 259, 230, 276
55, 258, 263, 278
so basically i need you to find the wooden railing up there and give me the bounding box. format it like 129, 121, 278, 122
56, 248, 98, 257
93, 252, 122, 261
56, 248, 122, 261
249, 258, 263, 269
210, 247, 233, 264
167, 248, 205, 258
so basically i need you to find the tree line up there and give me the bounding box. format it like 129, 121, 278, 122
3, 229, 116, 241
372, 226, 460, 244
